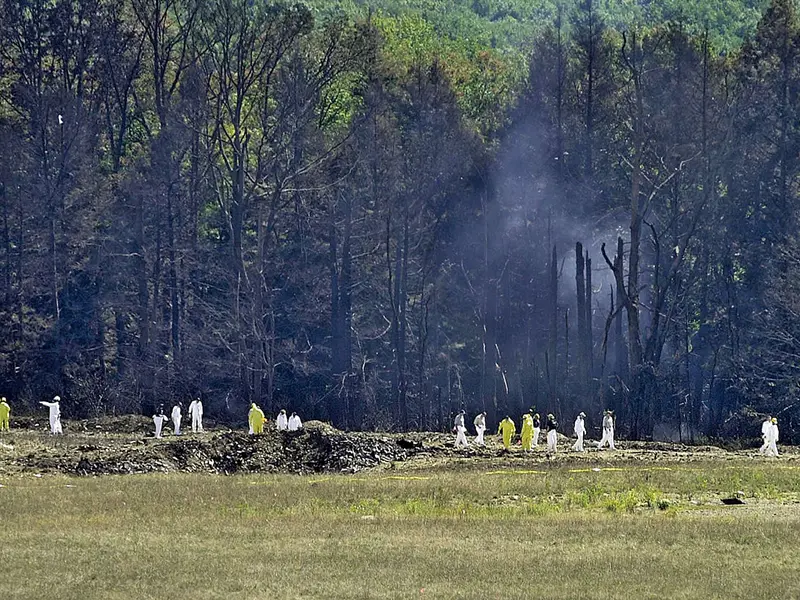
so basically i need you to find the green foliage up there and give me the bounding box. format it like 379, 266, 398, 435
303, 0, 768, 50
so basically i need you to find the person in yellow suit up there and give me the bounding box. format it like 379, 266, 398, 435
520, 412, 533, 451
0, 397, 10, 431
248, 403, 265, 435
497, 416, 516, 450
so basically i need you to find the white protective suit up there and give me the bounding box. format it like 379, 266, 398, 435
188, 399, 204, 433
40, 398, 63, 434
766, 421, 780, 457
546, 415, 558, 452
572, 414, 586, 452
276, 410, 288, 431
453, 412, 468, 448
759, 418, 772, 455
597, 413, 615, 450
473, 413, 486, 445
153, 412, 166, 438
171, 405, 182, 435
288, 413, 302, 431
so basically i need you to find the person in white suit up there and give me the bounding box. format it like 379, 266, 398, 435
453, 410, 468, 449
188, 398, 204, 433
153, 406, 167, 438
597, 410, 615, 450
572, 412, 587, 452
473, 412, 486, 446
171, 403, 182, 435
276, 409, 288, 431
40, 396, 63, 434
758, 416, 772, 455
288, 412, 302, 431
766, 417, 780, 457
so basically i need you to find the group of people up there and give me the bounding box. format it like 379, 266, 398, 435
154, 402, 302, 438
152, 398, 205, 438
246, 406, 303, 434
0, 396, 786, 458
10, 394, 300, 438
455, 408, 619, 453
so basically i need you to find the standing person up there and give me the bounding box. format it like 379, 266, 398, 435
473, 412, 487, 446
276, 409, 289, 431
453, 410, 465, 430
248, 403, 265, 435
597, 410, 616, 450
288, 412, 303, 431
546, 413, 558, 452
171, 403, 182, 435
572, 412, 586, 452
188, 398, 204, 433
766, 417, 780, 457
532, 413, 541, 447
497, 416, 516, 450
0, 397, 10, 431
153, 406, 167, 439
520, 413, 533, 452
40, 396, 63, 435
453, 410, 468, 449
759, 416, 772, 455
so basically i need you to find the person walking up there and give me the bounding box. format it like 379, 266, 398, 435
520, 413, 534, 452
248, 403, 266, 435
497, 416, 516, 450
532, 413, 541, 447
546, 413, 558, 452
758, 416, 772, 455
572, 412, 586, 452
597, 410, 616, 450
0, 397, 10, 431
473, 412, 487, 446
453, 410, 469, 449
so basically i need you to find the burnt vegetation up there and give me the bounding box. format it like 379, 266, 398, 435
0, 0, 799, 441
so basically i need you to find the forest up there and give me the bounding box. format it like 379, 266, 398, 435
1, 0, 799, 441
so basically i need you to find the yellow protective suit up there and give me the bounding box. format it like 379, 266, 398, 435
497, 417, 516, 450
520, 414, 533, 451
248, 404, 265, 434
0, 399, 9, 431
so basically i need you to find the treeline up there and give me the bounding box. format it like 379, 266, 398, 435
1, 0, 799, 440
311, 0, 766, 51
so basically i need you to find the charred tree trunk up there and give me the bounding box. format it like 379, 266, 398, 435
585, 251, 593, 377
575, 242, 587, 391
548, 244, 558, 397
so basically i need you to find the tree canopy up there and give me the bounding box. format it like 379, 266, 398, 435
0, 0, 798, 442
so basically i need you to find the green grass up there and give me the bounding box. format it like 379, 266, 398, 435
1, 460, 800, 599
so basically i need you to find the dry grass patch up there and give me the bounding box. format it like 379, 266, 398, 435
1, 461, 799, 599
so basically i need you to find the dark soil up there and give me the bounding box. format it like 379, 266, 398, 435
0, 416, 792, 477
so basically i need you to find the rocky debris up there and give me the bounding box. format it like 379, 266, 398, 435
2, 416, 793, 478
80, 414, 154, 434
8, 421, 431, 476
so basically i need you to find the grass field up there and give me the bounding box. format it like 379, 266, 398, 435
2, 458, 800, 599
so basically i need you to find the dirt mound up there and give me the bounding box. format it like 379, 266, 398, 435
80, 414, 155, 434
7, 422, 428, 476
2, 420, 785, 478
